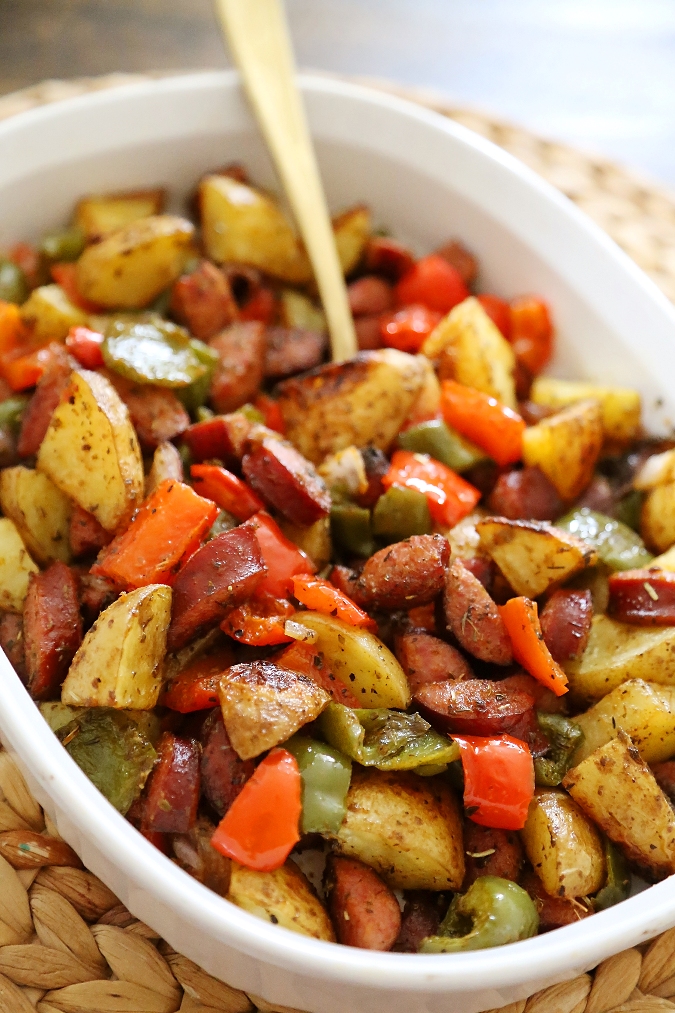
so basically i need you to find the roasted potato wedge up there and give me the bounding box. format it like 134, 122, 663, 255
277, 349, 426, 464
566, 615, 675, 699
477, 517, 596, 598
291, 611, 411, 709
422, 297, 517, 409
279, 289, 326, 333
530, 377, 641, 444
521, 788, 605, 898
405, 354, 443, 427
228, 860, 335, 941
20, 284, 87, 342
563, 730, 675, 878
37, 369, 144, 532
332, 205, 371, 276
522, 399, 603, 502
144, 440, 184, 498
61, 584, 172, 709
0, 466, 72, 565
641, 481, 675, 553
75, 215, 194, 309
0, 518, 38, 613
572, 680, 675, 764
334, 769, 464, 890
652, 544, 675, 570
634, 449, 675, 491
75, 189, 165, 240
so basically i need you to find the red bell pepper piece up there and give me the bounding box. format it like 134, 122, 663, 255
454, 733, 534, 830
440, 380, 525, 467
190, 464, 264, 522
477, 294, 512, 340
50, 262, 104, 313
509, 297, 553, 375
211, 748, 301, 871
93, 479, 218, 589
221, 593, 294, 646
254, 394, 286, 434
382, 449, 481, 528
394, 254, 469, 314
160, 649, 235, 713
9, 242, 42, 289
379, 304, 442, 354
499, 596, 569, 697
65, 326, 105, 369
3, 346, 54, 392
183, 415, 238, 462
292, 575, 375, 628
244, 512, 314, 598
239, 287, 277, 324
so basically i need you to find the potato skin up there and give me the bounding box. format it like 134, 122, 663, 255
522, 399, 603, 502
0, 518, 38, 613
641, 481, 675, 554
572, 679, 675, 764
565, 615, 675, 700
530, 376, 641, 444
563, 730, 675, 879
521, 788, 605, 898
0, 466, 72, 566
75, 189, 165, 239
227, 860, 335, 941
334, 769, 465, 891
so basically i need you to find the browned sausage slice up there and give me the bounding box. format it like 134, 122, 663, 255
242, 436, 331, 527
607, 570, 675, 626
463, 824, 524, 889
170, 260, 238, 340
209, 321, 266, 414
199, 709, 254, 818
487, 467, 563, 521
444, 559, 512, 664
540, 589, 593, 662
142, 733, 200, 834
264, 328, 326, 379
354, 314, 384, 350
356, 534, 449, 611
183, 412, 252, 464
69, 505, 111, 558
23, 562, 82, 700
109, 380, 190, 451
347, 276, 393, 316
395, 630, 473, 693
434, 240, 478, 286
415, 679, 534, 737
521, 871, 590, 930
392, 892, 446, 952
17, 344, 73, 457
325, 855, 401, 951
0, 612, 25, 682
363, 237, 415, 281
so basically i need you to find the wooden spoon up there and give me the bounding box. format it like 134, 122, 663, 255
214, 0, 358, 362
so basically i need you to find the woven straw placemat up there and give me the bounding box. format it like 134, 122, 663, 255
2, 72, 675, 1013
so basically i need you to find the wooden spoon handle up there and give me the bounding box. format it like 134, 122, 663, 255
215, 0, 358, 361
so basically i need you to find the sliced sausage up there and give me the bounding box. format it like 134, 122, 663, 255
199, 710, 254, 818
392, 892, 446, 952
463, 824, 524, 889
395, 630, 473, 693
167, 525, 266, 651
78, 572, 117, 628
356, 534, 449, 611
434, 240, 478, 286
17, 344, 73, 456
242, 436, 331, 526
23, 562, 82, 700
415, 678, 534, 736
357, 446, 390, 508
142, 733, 200, 834
652, 760, 675, 803
607, 569, 675, 626
264, 327, 326, 379
348, 276, 393, 317
325, 856, 401, 951
209, 321, 266, 414
363, 237, 416, 281
487, 467, 563, 522
183, 412, 252, 463
329, 565, 365, 605
521, 870, 590, 930
574, 474, 615, 515
444, 559, 512, 664
69, 505, 111, 558
171, 816, 232, 895
540, 589, 593, 662
459, 556, 494, 592
354, 314, 384, 351
0, 612, 25, 682
498, 672, 566, 714
170, 260, 238, 340
111, 382, 190, 451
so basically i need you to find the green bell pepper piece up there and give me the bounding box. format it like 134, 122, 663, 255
284, 735, 352, 835
102, 315, 207, 388
0, 261, 29, 305
319, 703, 459, 771
57, 709, 156, 814
420, 876, 539, 952
0, 395, 29, 434
330, 503, 374, 558
398, 419, 486, 472
557, 507, 653, 571
40, 226, 86, 263
534, 713, 584, 787
372, 485, 432, 541
592, 840, 631, 911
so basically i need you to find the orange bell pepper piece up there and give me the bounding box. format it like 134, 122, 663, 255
509, 297, 553, 375
93, 479, 218, 589
0, 302, 29, 358
382, 449, 481, 527
211, 748, 301, 871
499, 596, 568, 697
221, 593, 294, 646
292, 575, 374, 628
2, 345, 55, 392
254, 394, 286, 434
160, 649, 235, 713
440, 380, 525, 467
190, 463, 264, 522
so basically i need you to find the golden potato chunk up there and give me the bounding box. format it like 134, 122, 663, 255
61, 585, 172, 710
75, 189, 165, 240
634, 449, 675, 491
20, 284, 87, 343
422, 297, 516, 409
228, 861, 335, 941
37, 369, 144, 532
522, 399, 603, 502
279, 289, 326, 333
641, 481, 675, 553
0, 518, 38, 614
521, 788, 605, 898
563, 730, 675, 878
476, 517, 596, 598
0, 466, 71, 565
332, 205, 371, 276
335, 769, 464, 890
573, 680, 675, 764
75, 215, 194, 309
291, 611, 411, 709
277, 349, 426, 464
566, 615, 675, 700
530, 376, 641, 444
